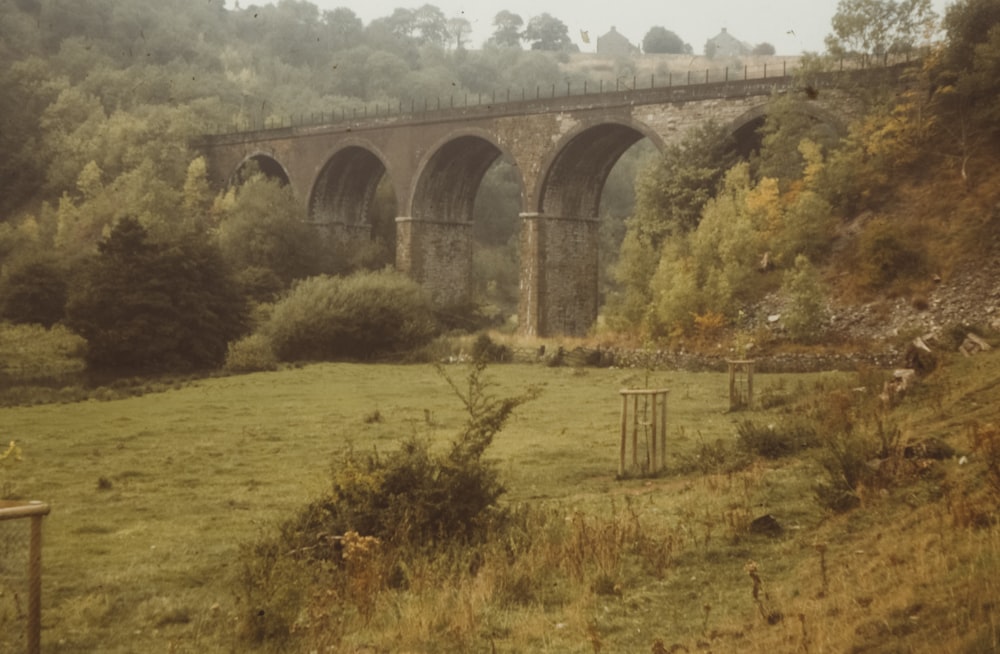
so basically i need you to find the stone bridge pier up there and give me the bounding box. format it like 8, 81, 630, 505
519, 213, 600, 337
395, 217, 473, 307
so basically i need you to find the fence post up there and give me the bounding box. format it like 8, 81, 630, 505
1, 501, 51, 654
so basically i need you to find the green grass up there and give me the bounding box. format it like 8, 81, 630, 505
0, 358, 997, 652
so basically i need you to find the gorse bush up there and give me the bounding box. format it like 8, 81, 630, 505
237, 362, 540, 645
262, 269, 438, 362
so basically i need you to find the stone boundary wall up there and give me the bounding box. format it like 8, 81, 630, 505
511, 346, 901, 373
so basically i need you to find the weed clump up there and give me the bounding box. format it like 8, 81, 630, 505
737, 418, 817, 459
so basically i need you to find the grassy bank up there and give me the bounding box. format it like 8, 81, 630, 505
0, 355, 997, 652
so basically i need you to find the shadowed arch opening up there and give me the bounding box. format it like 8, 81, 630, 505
412, 135, 504, 223
309, 146, 388, 227
538, 123, 648, 218
231, 154, 290, 186
309, 145, 397, 269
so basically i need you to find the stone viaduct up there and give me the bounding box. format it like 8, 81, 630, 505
196, 69, 871, 337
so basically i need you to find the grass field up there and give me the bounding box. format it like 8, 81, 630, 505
0, 356, 998, 652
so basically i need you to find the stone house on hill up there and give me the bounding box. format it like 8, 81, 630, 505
705, 27, 751, 58
596, 26, 639, 57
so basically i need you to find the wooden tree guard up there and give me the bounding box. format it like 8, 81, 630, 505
0, 500, 50, 654
618, 388, 669, 476
727, 359, 755, 411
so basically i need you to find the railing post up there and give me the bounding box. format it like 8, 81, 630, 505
1, 501, 51, 654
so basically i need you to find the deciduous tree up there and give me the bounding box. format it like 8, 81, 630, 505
642, 27, 686, 54
490, 10, 523, 48
825, 0, 937, 59
524, 13, 574, 52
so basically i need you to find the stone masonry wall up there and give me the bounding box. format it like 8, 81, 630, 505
396, 218, 472, 307
519, 214, 600, 337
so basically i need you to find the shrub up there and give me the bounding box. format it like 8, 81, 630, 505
262, 270, 439, 362
809, 389, 907, 512
470, 333, 512, 363
224, 333, 278, 373
235, 362, 540, 645
855, 217, 929, 291
781, 255, 828, 343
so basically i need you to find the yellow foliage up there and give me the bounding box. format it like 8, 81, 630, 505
693, 311, 727, 337
744, 177, 783, 237
0, 440, 22, 465
799, 139, 825, 190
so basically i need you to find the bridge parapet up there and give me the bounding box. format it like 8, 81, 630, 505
196, 60, 911, 143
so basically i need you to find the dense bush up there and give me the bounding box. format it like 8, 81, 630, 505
224, 333, 278, 373
854, 217, 929, 291
65, 218, 249, 373
0, 253, 69, 327
262, 270, 438, 362
470, 333, 513, 363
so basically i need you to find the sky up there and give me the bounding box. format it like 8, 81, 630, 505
291, 0, 955, 56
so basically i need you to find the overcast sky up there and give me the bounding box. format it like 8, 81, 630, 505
282, 0, 954, 55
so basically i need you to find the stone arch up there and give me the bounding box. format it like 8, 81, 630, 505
535, 119, 662, 218
728, 100, 847, 157
410, 130, 522, 223
398, 131, 520, 308
307, 141, 392, 229
230, 152, 291, 188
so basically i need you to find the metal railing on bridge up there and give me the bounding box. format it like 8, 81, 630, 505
207, 54, 917, 139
